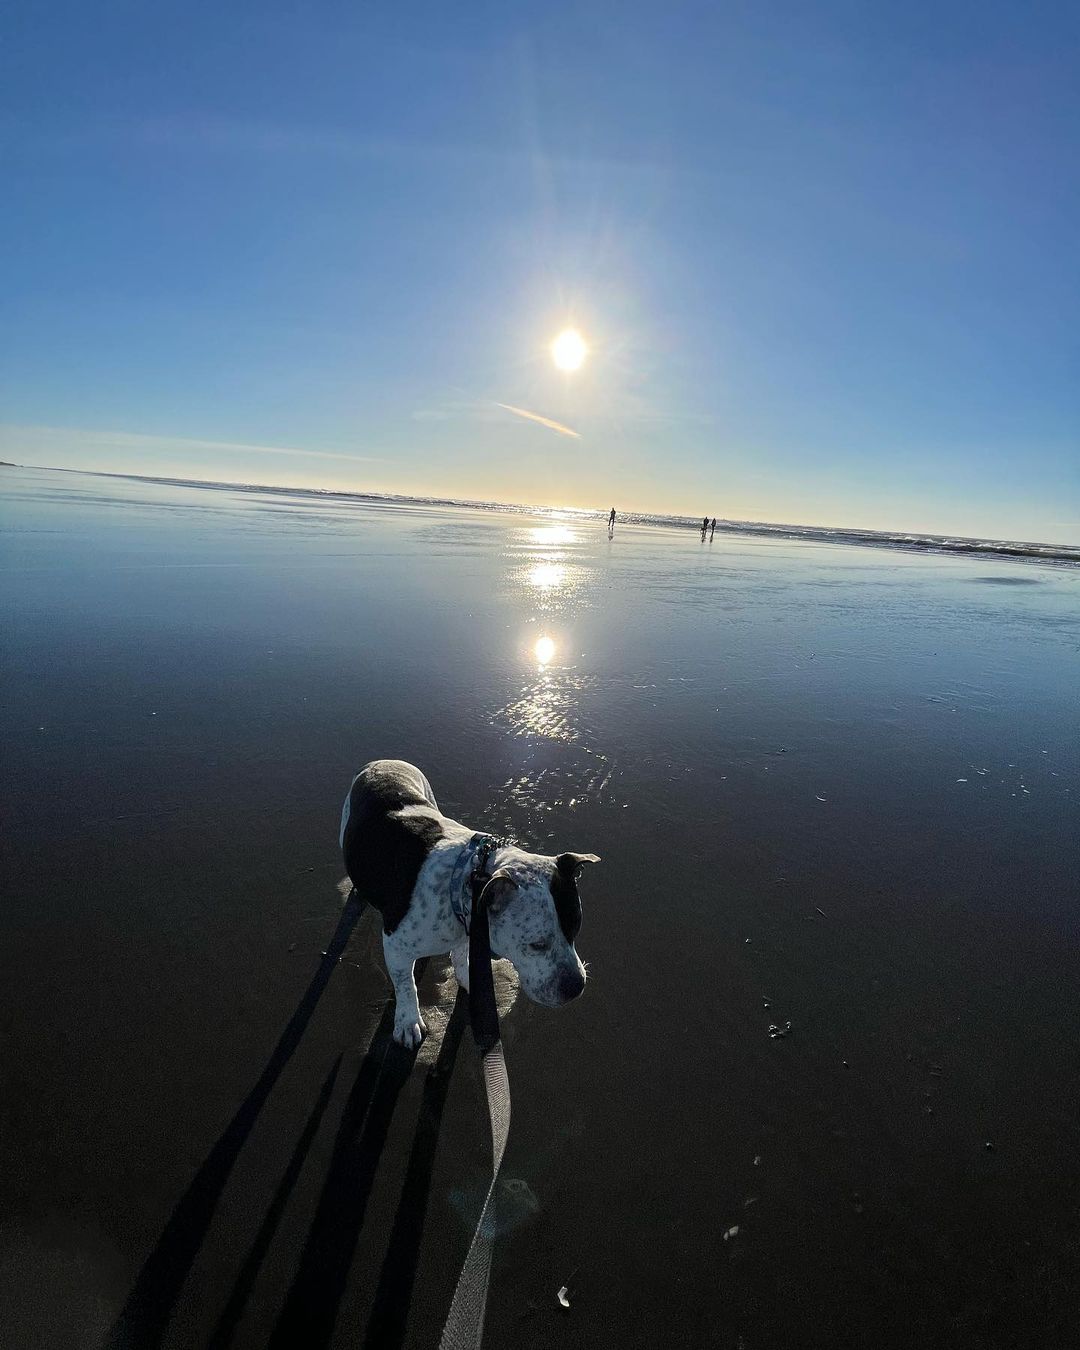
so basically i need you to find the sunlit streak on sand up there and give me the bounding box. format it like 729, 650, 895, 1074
417, 958, 519, 1066
513, 672, 570, 739
337, 877, 519, 1067
527, 524, 579, 547
492, 515, 614, 820
512, 523, 586, 607
528, 563, 567, 591
493, 666, 601, 743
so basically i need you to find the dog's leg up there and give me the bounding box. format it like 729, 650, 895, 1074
384, 935, 426, 1049
450, 936, 470, 994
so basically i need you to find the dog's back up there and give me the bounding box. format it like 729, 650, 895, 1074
340, 760, 447, 933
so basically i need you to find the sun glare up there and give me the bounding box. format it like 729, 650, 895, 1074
534, 635, 557, 664
528, 524, 577, 546
528, 562, 566, 590
551, 328, 587, 372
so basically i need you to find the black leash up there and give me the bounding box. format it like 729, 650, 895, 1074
437, 856, 512, 1350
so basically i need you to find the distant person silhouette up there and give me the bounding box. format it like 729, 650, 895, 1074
710, 517, 716, 539
701, 516, 709, 538
608, 507, 616, 530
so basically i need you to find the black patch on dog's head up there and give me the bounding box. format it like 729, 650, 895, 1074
551, 854, 585, 942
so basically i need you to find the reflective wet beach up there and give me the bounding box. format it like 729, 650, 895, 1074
2, 468, 1079, 1348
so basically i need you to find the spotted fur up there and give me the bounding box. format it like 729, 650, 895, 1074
340, 760, 599, 1048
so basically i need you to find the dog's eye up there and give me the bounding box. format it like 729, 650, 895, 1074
528, 938, 551, 952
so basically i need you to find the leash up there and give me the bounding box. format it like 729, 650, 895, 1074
438, 843, 512, 1350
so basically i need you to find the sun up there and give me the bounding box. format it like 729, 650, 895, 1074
551, 328, 588, 372
534, 635, 556, 664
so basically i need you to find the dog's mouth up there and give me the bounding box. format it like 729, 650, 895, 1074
521, 973, 586, 1009
531, 990, 565, 1008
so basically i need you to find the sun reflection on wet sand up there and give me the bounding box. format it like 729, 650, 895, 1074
487, 517, 615, 823
512, 521, 589, 608
527, 524, 578, 548
500, 668, 578, 740
528, 562, 567, 591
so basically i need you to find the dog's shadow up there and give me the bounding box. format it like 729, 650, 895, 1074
264, 983, 470, 1350
358, 994, 468, 1350
103, 892, 478, 1350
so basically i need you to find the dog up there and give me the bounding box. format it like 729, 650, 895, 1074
340, 760, 598, 1048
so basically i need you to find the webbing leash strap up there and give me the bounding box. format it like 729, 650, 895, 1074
437, 1042, 510, 1350
437, 862, 511, 1350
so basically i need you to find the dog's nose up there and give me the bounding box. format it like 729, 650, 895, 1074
558, 970, 586, 1002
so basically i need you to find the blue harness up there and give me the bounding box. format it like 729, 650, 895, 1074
448, 832, 502, 933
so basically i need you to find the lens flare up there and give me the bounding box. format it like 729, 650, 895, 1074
534, 635, 556, 664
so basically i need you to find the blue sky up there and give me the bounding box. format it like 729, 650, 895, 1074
2, 0, 1077, 541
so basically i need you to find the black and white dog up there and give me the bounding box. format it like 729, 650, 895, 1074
340, 760, 599, 1048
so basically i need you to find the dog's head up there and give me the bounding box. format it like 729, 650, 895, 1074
480, 848, 599, 1007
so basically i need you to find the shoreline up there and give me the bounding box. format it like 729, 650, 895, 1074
7, 462, 1079, 566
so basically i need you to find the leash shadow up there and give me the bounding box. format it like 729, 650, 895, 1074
104, 890, 366, 1350
361, 989, 470, 1350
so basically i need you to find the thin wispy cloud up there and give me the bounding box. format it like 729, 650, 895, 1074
0, 425, 383, 465
495, 404, 581, 439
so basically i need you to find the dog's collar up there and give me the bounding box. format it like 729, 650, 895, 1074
449, 832, 503, 933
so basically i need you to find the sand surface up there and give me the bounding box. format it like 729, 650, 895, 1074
2, 467, 1079, 1348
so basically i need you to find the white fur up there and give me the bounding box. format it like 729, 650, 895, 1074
345, 779, 592, 1049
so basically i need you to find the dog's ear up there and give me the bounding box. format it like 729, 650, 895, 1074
477, 868, 517, 917
556, 852, 601, 875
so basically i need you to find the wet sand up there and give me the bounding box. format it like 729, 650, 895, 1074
2, 467, 1079, 1349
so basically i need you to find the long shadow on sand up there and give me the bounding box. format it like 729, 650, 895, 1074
362, 991, 470, 1350
105, 891, 365, 1350
206, 1053, 344, 1350
266, 1005, 419, 1349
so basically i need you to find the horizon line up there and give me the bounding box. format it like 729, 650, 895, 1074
7, 462, 1079, 563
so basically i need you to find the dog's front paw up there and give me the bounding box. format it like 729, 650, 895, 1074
394, 1016, 427, 1050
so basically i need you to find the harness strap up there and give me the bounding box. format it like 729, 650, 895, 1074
448, 833, 501, 934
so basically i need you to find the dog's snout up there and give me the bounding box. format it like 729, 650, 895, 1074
559, 969, 586, 1002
